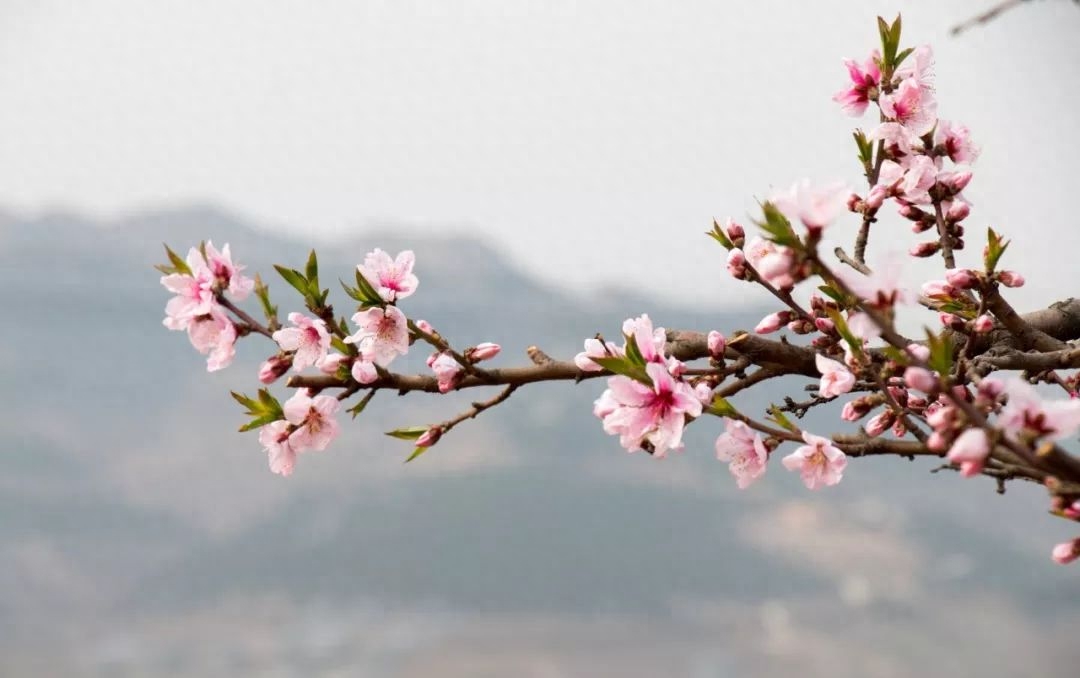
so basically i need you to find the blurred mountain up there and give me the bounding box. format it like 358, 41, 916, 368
1, 205, 1078, 677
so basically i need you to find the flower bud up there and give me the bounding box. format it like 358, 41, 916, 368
811, 335, 835, 350
909, 240, 941, 257
865, 186, 887, 209
897, 203, 926, 221
921, 280, 955, 298
259, 355, 292, 383
754, 310, 794, 334
906, 343, 931, 363
997, 270, 1025, 288
1052, 538, 1080, 565
318, 352, 348, 375
973, 314, 994, 334
841, 398, 871, 421
707, 330, 726, 359
977, 377, 1004, 401
904, 366, 937, 393
846, 193, 862, 212
1064, 501, 1080, 521
814, 317, 836, 334
911, 218, 935, 233
947, 428, 990, 478
414, 319, 435, 334
946, 201, 970, 222
927, 432, 947, 452
726, 248, 747, 279
466, 342, 501, 363
945, 268, 979, 289
865, 410, 895, 437
939, 312, 966, 331
787, 319, 815, 334
416, 426, 443, 448
725, 219, 745, 244
948, 170, 973, 193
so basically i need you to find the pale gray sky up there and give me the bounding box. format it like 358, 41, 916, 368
2, 0, 1078, 310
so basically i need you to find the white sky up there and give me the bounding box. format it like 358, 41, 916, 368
2, 0, 1078, 310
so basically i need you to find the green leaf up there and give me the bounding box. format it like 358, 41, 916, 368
817, 284, 844, 303
354, 268, 385, 306
925, 329, 954, 376
305, 250, 319, 289
404, 446, 430, 463
252, 274, 278, 321
231, 391, 259, 411
239, 413, 282, 433
706, 218, 733, 248
590, 355, 650, 383
894, 46, 914, 68
624, 333, 646, 367
274, 265, 310, 297
348, 391, 376, 419
767, 405, 798, 432
826, 308, 862, 358
756, 201, 800, 248
385, 426, 430, 441
158, 244, 193, 276
852, 130, 873, 168
705, 395, 738, 418
984, 227, 1010, 273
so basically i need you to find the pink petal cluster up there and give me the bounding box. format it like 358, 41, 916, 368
283, 390, 341, 453
816, 354, 856, 398
344, 306, 410, 379
934, 120, 980, 164
879, 77, 937, 137
428, 351, 463, 393
998, 378, 1080, 443
273, 312, 331, 371
744, 236, 798, 289
203, 241, 255, 300
832, 51, 881, 116
259, 421, 296, 476
357, 249, 418, 303
770, 179, 852, 234
187, 307, 237, 372
946, 428, 991, 478
594, 362, 703, 458
782, 432, 847, 490
715, 419, 769, 489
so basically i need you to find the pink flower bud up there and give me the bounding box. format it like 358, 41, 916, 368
466, 342, 501, 363
259, 355, 292, 384
897, 203, 924, 221
904, 367, 937, 393
909, 240, 941, 258
415, 319, 435, 334
911, 218, 935, 233
754, 310, 794, 334
1064, 501, 1080, 521
1053, 538, 1080, 565
865, 411, 895, 437
846, 193, 862, 212
973, 314, 994, 333
945, 201, 970, 222
841, 399, 869, 421
814, 317, 836, 334
427, 351, 464, 393
811, 335, 834, 350
977, 377, 1004, 401
947, 428, 990, 478
997, 270, 1025, 288
939, 313, 966, 331
865, 186, 887, 209
416, 426, 443, 448
726, 248, 747, 279
948, 170, 973, 192
725, 219, 745, 243
945, 268, 979, 289
921, 280, 955, 298
906, 343, 931, 363
787, 319, 815, 334
707, 330, 726, 358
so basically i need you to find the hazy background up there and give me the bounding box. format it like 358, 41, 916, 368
2, 1, 1080, 676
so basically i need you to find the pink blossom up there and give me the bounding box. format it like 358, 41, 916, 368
904, 367, 937, 393
344, 306, 410, 367
595, 362, 703, 457
715, 419, 769, 489
357, 248, 418, 303
283, 391, 341, 453
998, 378, 1080, 443
973, 314, 994, 334
921, 279, 956, 299
203, 241, 254, 300
782, 431, 847, 490
947, 428, 991, 478
1052, 539, 1080, 565
259, 420, 296, 476
427, 351, 463, 393
896, 45, 934, 86
816, 354, 855, 398
726, 248, 748, 279
868, 122, 919, 157
880, 76, 937, 136
574, 337, 624, 372
832, 51, 881, 116
755, 311, 793, 334
467, 342, 501, 363
934, 120, 980, 164
622, 314, 667, 364
273, 312, 331, 372
770, 179, 852, 233
998, 270, 1025, 288
837, 257, 908, 309
707, 331, 726, 359
744, 236, 798, 289
160, 248, 215, 330
898, 155, 938, 205
259, 355, 292, 384
187, 307, 237, 372
907, 343, 931, 363
351, 353, 379, 385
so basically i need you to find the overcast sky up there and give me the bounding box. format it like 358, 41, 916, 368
2, 0, 1078, 311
